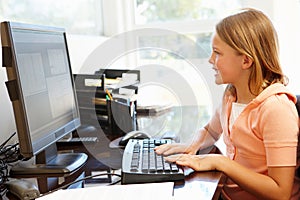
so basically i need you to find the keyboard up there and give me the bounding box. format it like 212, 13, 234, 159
69, 137, 98, 143
121, 138, 184, 184
57, 136, 98, 144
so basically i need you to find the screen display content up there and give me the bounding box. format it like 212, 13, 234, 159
11, 27, 78, 156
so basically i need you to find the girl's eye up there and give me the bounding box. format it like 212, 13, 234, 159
213, 50, 220, 55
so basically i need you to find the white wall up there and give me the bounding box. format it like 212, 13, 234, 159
0, 66, 15, 142
273, 0, 300, 94
66, 34, 108, 73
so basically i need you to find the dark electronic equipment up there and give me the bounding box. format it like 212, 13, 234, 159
119, 130, 151, 146
1, 21, 87, 177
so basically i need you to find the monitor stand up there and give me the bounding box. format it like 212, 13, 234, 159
9, 143, 88, 193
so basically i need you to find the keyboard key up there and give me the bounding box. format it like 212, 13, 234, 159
170, 163, 179, 172
156, 154, 164, 172
142, 151, 149, 172
163, 161, 171, 172
149, 150, 156, 172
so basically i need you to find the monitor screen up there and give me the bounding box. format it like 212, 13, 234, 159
1, 21, 80, 159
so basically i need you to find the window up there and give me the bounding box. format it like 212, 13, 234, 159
120, 0, 243, 113
135, 0, 242, 24
0, 0, 103, 35
133, 0, 242, 58
97, 1, 245, 129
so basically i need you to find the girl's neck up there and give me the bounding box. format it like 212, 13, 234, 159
235, 86, 257, 104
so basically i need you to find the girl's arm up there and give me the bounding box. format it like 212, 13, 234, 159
156, 106, 223, 155
155, 125, 218, 155
166, 154, 295, 200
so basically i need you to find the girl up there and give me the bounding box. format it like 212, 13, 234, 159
155, 8, 299, 200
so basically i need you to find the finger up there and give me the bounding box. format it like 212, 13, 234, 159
175, 155, 214, 171
164, 155, 177, 162
155, 144, 174, 155
154, 144, 168, 154
175, 158, 191, 167
166, 154, 195, 169
165, 154, 186, 162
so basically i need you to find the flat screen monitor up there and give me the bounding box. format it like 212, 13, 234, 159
1, 21, 81, 160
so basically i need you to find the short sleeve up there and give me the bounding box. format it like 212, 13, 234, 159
259, 94, 298, 166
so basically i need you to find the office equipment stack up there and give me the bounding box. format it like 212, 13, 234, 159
73, 69, 140, 138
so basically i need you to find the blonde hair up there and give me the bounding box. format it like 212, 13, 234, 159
216, 8, 287, 95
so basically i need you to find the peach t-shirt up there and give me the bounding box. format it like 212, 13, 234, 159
207, 83, 299, 200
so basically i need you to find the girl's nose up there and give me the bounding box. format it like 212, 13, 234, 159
208, 54, 214, 64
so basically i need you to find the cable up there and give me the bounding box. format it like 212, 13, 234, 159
0, 143, 20, 163
41, 173, 122, 197
0, 132, 20, 164
0, 132, 122, 197
0, 159, 9, 198
0, 132, 16, 149
109, 179, 121, 185
0, 132, 20, 198
0, 186, 7, 198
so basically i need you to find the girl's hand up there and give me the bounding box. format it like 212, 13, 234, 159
154, 143, 198, 156
164, 154, 224, 172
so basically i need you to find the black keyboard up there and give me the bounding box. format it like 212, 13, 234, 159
121, 138, 184, 184
57, 136, 98, 144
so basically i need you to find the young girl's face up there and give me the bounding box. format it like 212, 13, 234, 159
209, 33, 245, 85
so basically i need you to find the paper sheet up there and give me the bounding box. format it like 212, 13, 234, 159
37, 182, 174, 200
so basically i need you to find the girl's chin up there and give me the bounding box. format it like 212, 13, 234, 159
215, 81, 223, 85
214, 77, 224, 85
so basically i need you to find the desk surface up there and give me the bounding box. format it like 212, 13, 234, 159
174, 170, 222, 199
5, 106, 222, 199
88, 105, 221, 199
3, 170, 223, 200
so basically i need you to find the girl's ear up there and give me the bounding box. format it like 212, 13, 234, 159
242, 55, 253, 69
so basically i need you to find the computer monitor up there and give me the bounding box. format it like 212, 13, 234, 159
1, 21, 87, 176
